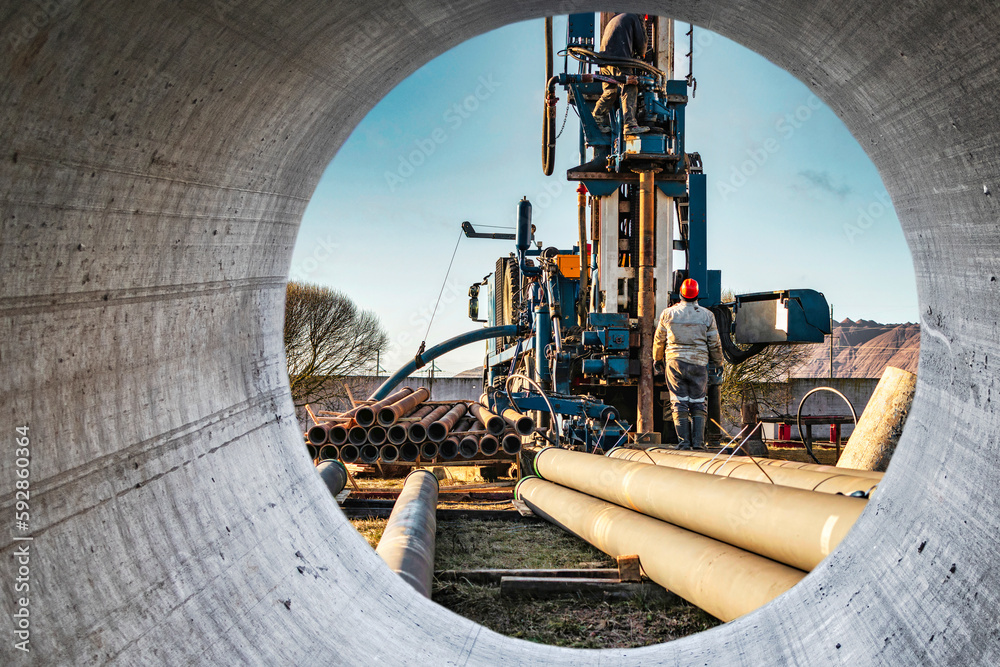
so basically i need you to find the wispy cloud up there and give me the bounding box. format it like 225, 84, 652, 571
794, 169, 851, 199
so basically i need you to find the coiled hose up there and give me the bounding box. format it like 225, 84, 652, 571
710, 305, 768, 364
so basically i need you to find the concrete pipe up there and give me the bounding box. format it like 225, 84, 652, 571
316, 459, 348, 497
359, 444, 380, 465
328, 424, 350, 446
420, 440, 439, 460
399, 442, 420, 463
470, 401, 506, 436
338, 444, 360, 465
380, 444, 400, 464
375, 469, 439, 598
459, 433, 480, 459
501, 432, 523, 456
367, 426, 388, 446
516, 477, 805, 621
502, 407, 535, 436
377, 387, 431, 427
479, 434, 500, 457
348, 425, 368, 446
355, 387, 415, 428
5, 1, 1000, 664
319, 444, 339, 461
407, 404, 450, 443
534, 447, 867, 571
428, 403, 468, 442
307, 423, 331, 445
609, 448, 880, 496
665, 449, 886, 481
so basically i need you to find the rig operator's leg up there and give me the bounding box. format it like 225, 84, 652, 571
666, 359, 700, 450
591, 66, 620, 133
687, 364, 710, 450
619, 81, 648, 135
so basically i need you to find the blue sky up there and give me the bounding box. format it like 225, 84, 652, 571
290, 16, 918, 377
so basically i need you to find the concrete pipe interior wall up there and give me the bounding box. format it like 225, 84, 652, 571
1, 0, 998, 664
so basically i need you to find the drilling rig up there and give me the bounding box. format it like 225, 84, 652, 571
373, 13, 830, 452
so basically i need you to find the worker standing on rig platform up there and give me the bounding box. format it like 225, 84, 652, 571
653, 279, 724, 450
592, 13, 650, 136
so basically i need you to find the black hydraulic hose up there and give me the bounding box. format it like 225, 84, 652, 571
565, 46, 666, 80
542, 18, 555, 175
710, 305, 767, 364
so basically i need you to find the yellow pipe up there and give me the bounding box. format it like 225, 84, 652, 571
515, 476, 805, 622
608, 447, 880, 496
666, 449, 884, 480
534, 447, 866, 571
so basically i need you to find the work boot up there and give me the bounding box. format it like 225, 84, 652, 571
691, 413, 707, 450
624, 124, 649, 135
673, 412, 692, 450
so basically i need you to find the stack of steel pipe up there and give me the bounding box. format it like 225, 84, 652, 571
302, 391, 521, 466
517, 447, 871, 621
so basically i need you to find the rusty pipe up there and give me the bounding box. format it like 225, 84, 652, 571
535, 447, 867, 571
307, 443, 318, 460
608, 447, 880, 496
348, 426, 368, 446
399, 442, 420, 462
329, 424, 349, 445
441, 418, 474, 461
319, 444, 339, 461
479, 434, 500, 457
377, 387, 431, 427
367, 426, 387, 446
359, 443, 379, 464
355, 387, 415, 428
338, 443, 360, 464
307, 423, 331, 445
428, 403, 468, 442
408, 404, 451, 443
459, 433, 480, 459
375, 469, 439, 598
316, 459, 348, 497
502, 408, 535, 436
389, 405, 434, 444
515, 476, 805, 621
501, 432, 522, 455
470, 402, 506, 436
379, 444, 399, 464
420, 440, 439, 460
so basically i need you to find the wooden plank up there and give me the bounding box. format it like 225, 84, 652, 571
437, 568, 619, 586
616, 554, 642, 583
511, 499, 533, 517
499, 577, 679, 603
340, 507, 539, 521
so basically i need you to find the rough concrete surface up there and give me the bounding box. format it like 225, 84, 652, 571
1, 0, 998, 664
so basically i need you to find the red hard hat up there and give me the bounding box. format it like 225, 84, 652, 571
679, 278, 699, 300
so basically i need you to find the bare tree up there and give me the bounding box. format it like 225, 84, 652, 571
284, 282, 389, 408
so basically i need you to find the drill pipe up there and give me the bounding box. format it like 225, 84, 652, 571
408, 404, 451, 443
307, 423, 331, 445
420, 440, 439, 460
348, 426, 368, 446
441, 418, 475, 461
470, 402, 506, 436
428, 403, 469, 442
359, 443, 380, 464
306, 443, 318, 459
668, 450, 885, 480
316, 459, 348, 497
379, 444, 400, 464
608, 447, 879, 496
367, 426, 388, 446
329, 424, 349, 445
459, 433, 480, 459
338, 444, 360, 464
389, 405, 434, 444
375, 469, 439, 598
479, 434, 500, 457
376, 387, 431, 427
439, 438, 459, 461
501, 432, 523, 455
501, 408, 535, 436
534, 447, 867, 571
355, 387, 415, 428
319, 444, 339, 461
515, 476, 805, 621
399, 442, 420, 462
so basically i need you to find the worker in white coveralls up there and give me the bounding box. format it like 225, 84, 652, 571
653, 279, 724, 450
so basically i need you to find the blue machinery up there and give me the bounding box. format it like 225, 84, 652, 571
378, 14, 830, 449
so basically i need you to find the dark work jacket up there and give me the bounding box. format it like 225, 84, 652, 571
600, 13, 648, 60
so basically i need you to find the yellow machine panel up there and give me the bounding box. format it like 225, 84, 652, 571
556, 254, 581, 278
